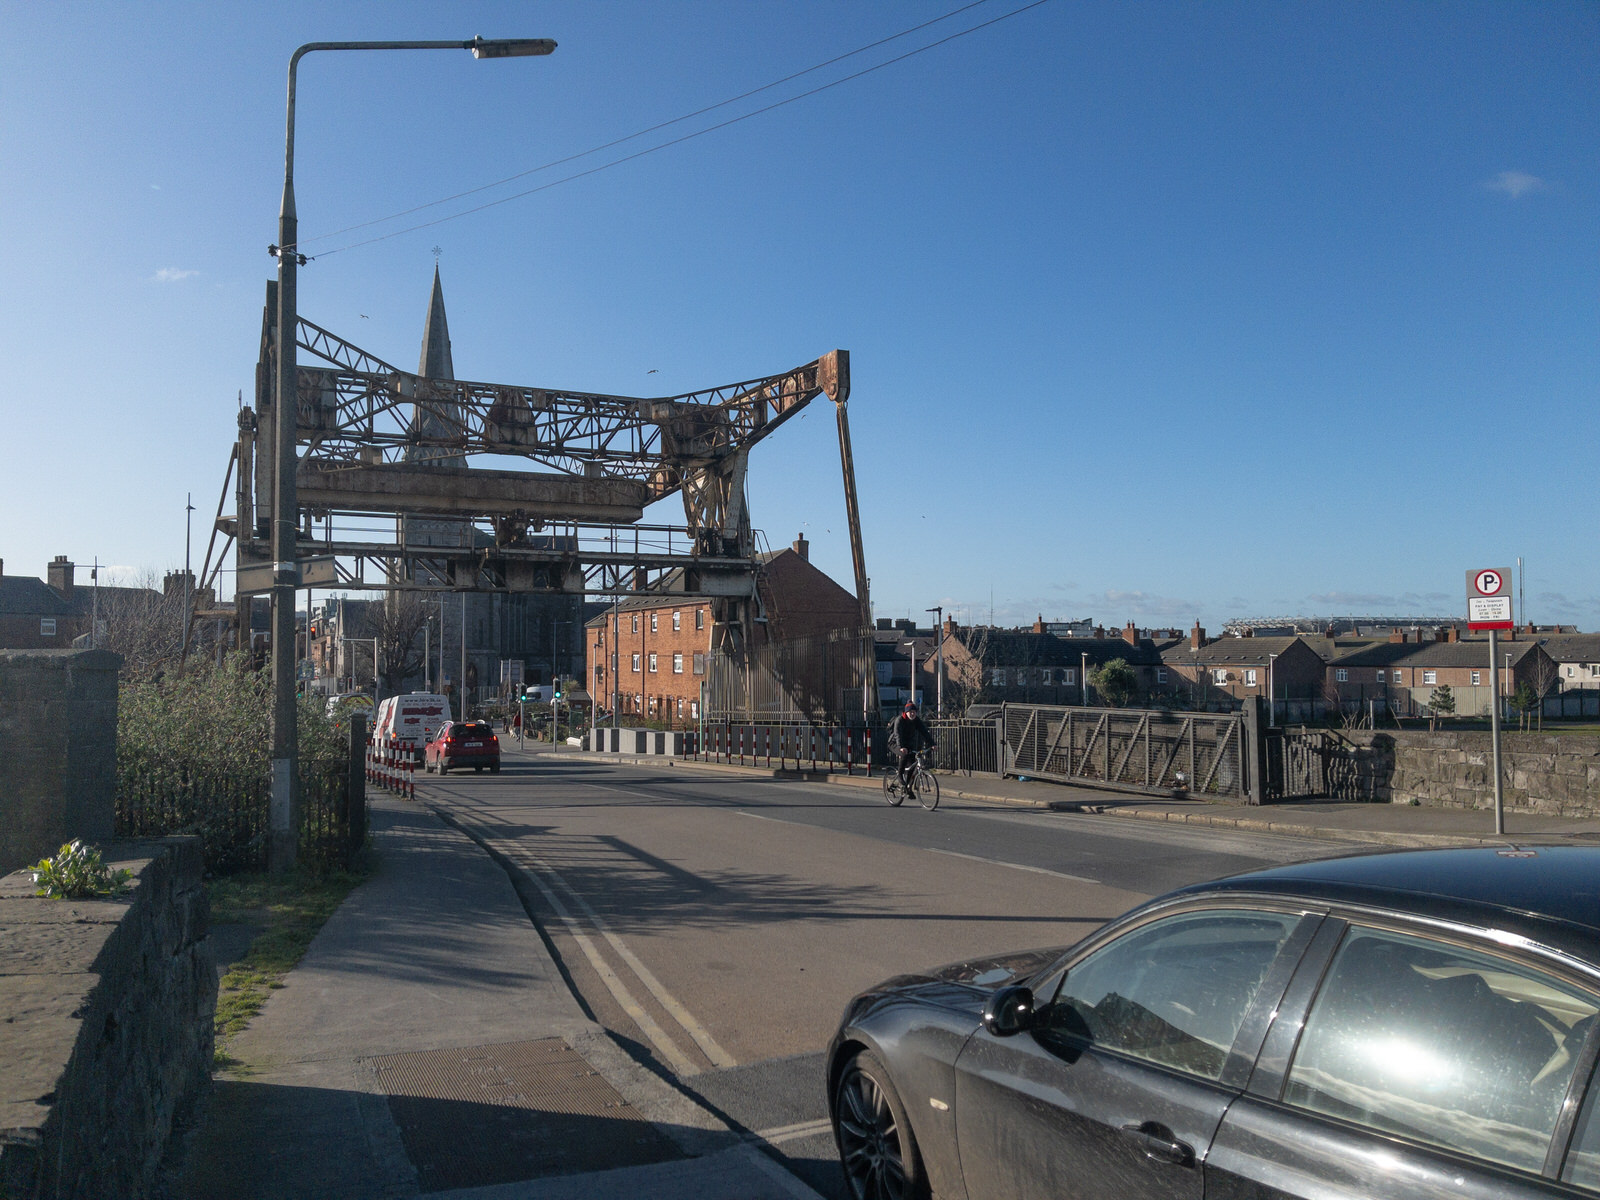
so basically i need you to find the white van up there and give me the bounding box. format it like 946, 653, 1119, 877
373, 693, 453, 758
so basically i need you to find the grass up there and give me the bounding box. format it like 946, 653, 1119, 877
208, 864, 369, 1070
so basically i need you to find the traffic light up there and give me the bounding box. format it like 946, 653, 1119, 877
553, 684, 563, 700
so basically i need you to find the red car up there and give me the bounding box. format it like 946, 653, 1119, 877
424, 721, 501, 774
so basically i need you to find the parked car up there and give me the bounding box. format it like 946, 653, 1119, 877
827, 846, 1600, 1200
424, 721, 501, 775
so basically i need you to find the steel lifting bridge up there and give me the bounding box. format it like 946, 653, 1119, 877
204, 283, 871, 662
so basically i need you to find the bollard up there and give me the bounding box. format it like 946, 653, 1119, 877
404, 741, 416, 799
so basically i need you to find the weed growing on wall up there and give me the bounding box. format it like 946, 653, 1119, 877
31, 840, 133, 899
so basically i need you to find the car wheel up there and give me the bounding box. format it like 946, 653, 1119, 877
834, 1050, 928, 1200
475, 765, 484, 773
438, 762, 449, 775
490, 763, 501, 774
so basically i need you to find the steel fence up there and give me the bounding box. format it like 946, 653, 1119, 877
926, 719, 1001, 775
1002, 703, 1247, 799
689, 722, 872, 773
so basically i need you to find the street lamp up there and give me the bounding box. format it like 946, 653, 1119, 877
268, 37, 555, 871
925, 605, 943, 718
1267, 652, 1278, 728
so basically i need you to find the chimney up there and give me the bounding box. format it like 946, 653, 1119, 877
1241, 628, 1254, 638
1447, 626, 1459, 643
792, 533, 809, 561
1389, 629, 1406, 643
1122, 620, 1138, 646
943, 616, 957, 636
1094, 625, 1106, 639
1190, 622, 1206, 650
1033, 614, 1045, 634
47, 555, 74, 598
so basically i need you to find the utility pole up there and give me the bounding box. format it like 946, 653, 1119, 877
182, 493, 195, 661
926, 605, 944, 718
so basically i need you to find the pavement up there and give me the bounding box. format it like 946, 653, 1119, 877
165, 741, 1599, 1199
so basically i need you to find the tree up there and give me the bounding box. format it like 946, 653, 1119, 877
1510, 682, 1539, 732
370, 593, 430, 695
95, 571, 186, 679
1428, 684, 1455, 731
1089, 658, 1138, 708
1529, 654, 1560, 732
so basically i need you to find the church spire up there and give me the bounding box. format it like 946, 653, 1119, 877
418, 264, 454, 381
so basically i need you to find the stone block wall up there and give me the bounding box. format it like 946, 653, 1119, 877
0, 837, 215, 1200
0, 650, 121, 876
1336, 730, 1600, 817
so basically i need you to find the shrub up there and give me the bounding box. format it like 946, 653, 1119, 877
31, 840, 133, 899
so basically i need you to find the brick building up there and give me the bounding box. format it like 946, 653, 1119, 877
1160, 625, 1330, 709
1325, 629, 1556, 717
0, 556, 162, 651
585, 535, 861, 724
940, 619, 1179, 710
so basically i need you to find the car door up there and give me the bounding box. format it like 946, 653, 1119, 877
1206, 918, 1600, 1199
953, 906, 1317, 1200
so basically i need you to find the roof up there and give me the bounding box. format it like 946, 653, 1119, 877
948, 629, 1169, 668
1539, 634, 1600, 664
1330, 639, 1545, 669
0, 576, 70, 617
1177, 846, 1600, 959
1162, 635, 1307, 666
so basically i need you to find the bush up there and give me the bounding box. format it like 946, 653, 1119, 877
116, 654, 349, 873
31, 840, 133, 899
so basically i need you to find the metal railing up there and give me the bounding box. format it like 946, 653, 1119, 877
688, 722, 872, 773
1002, 703, 1248, 799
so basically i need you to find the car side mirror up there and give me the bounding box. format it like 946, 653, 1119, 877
982, 985, 1036, 1037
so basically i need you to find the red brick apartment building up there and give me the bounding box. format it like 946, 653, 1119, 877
585, 535, 859, 724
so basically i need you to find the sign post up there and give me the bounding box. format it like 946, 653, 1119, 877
1467, 568, 1513, 835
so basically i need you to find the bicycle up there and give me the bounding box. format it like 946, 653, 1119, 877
882, 748, 940, 811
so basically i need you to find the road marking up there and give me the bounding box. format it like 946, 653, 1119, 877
929, 848, 1099, 885
495, 844, 702, 1077
754, 1118, 834, 1145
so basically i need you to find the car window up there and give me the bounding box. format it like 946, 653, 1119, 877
1283, 926, 1599, 1174
1040, 909, 1301, 1081
1563, 1061, 1600, 1191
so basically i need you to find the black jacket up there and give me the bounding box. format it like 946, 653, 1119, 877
891, 711, 934, 752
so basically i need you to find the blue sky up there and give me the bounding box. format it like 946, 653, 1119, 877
2, 0, 1595, 632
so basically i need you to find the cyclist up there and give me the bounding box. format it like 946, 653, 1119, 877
890, 700, 936, 789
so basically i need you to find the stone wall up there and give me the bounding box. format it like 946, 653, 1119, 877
0, 650, 121, 876
1335, 730, 1600, 817
0, 837, 215, 1200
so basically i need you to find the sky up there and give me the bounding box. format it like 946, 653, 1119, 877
2, 0, 1596, 633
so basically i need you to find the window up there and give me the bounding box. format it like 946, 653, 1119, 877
1213, 669, 1229, 686
1393, 670, 1403, 683
1040, 909, 1301, 1082
676, 697, 684, 718
630, 613, 638, 633
672, 653, 683, 674
1245, 669, 1258, 687
651, 613, 658, 633
1157, 668, 1168, 684
1285, 926, 1597, 1174
1471, 671, 1481, 685
631, 653, 640, 673
40, 618, 55, 636
1336, 669, 1348, 682
1063, 669, 1075, 686
672, 611, 681, 631
693, 653, 706, 675
648, 653, 658, 673
1039, 668, 1052, 685
1423, 670, 1437, 685
696, 608, 705, 630
989, 668, 1006, 686
690, 700, 699, 719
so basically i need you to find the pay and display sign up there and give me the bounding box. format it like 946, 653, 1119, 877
1466, 567, 1513, 631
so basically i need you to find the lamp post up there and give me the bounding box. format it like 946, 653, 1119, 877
1267, 652, 1278, 728
268, 37, 555, 871
925, 605, 943, 718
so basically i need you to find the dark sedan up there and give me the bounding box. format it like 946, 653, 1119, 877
827, 846, 1600, 1200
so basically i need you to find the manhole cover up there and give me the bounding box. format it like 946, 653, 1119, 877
369, 1038, 682, 1191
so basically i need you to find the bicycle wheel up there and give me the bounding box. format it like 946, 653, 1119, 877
914, 769, 940, 811
882, 773, 905, 806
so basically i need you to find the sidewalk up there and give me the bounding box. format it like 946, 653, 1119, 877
168, 795, 823, 1200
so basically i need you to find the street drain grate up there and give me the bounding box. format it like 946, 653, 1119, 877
369, 1037, 683, 1192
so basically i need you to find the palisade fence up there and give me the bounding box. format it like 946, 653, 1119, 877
703, 628, 873, 724
116, 754, 363, 874
1002, 703, 1249, 799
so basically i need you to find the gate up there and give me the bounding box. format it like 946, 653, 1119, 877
1003, 704, 1249, 800
1264, 727, 1329, 800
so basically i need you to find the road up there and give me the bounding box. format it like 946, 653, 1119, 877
424, 751, 1339, 1198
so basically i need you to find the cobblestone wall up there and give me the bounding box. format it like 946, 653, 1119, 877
0, 649, 121, 876
1338, 730, 1600, 816
0, 837, 215, 1200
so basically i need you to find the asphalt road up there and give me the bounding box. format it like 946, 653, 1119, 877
424, 753, 1338, 1198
